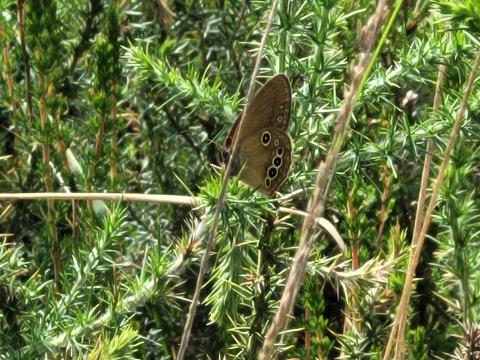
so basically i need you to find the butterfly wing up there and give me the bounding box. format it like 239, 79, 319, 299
237, 128, 292, 196
225, 74, 291, 150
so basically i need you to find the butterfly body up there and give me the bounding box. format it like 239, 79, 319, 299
225, 74, 292, 196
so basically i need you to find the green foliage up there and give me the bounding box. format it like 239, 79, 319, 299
433, 0, 480, 34
408, 326, 429, 360
1, 0, 480, 358
86, 326, 142, 360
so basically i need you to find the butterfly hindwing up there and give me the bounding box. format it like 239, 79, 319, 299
237, 128, 292, 196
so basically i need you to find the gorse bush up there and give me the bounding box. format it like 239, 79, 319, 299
1, 0, 480, 359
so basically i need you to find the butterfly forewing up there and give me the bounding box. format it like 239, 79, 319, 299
224, 74, 292, 196
225, 74, 291, 150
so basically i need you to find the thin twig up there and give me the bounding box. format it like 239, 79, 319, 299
259, 1, 391, 358
163, 106, 202, 156
384, 54, 480, 360
176, 1, 280, 358
67, 0, 103, 78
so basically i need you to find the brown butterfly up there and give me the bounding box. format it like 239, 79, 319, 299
225, 74, 292, 196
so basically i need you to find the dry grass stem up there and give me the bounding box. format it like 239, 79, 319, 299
278, 206, 346, 251
384, 54, 480, 360
393, 61, 446, 358
176, 1, 280, 358
258, 2, 389, 358
0, 192, 200, 206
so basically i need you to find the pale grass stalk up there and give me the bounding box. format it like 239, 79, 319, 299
1, 193, 339, 222
176, 1, 280, 358
95, 115, 106, 158
278, 207, 346, 251
258, 1, 391, 358
0, 192, 199, 206
383, 54, 480, 360
393, 61, 446, 359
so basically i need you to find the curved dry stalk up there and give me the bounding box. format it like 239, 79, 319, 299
258, 1, 391, 358
384, 53, 480, 360
176, 1, 280, 358
278, 206, 346, 251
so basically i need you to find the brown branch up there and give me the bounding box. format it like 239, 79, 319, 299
163, 106, 202, 156
67, 0, 103, 77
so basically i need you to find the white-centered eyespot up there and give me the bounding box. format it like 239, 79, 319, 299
273, 156, 282, 167
274, 139, 280, 147
260, 131, 271, 146
276, 147, 284, 156
267, 166, 277, 179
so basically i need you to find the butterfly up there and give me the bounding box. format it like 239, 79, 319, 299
224, 74, 292, 196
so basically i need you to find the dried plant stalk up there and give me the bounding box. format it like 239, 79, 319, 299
176, 1, 280, 358
384, 54, 480, 360
258, 1, 390, 358
393, 61, 446, 358
0, 192, 199, 206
